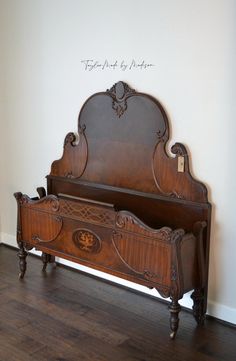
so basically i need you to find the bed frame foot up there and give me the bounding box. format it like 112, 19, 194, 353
169, 299, 181, 339
42, 252, 56, 272
18, 241, 27, 279
191, 288, 206, 325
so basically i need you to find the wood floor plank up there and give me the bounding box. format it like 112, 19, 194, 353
0, 245, 235, 361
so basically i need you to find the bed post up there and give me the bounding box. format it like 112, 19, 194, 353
14, 192, 28, 279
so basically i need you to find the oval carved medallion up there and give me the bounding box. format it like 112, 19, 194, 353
72, 228, 101, 253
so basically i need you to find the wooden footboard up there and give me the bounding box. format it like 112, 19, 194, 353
14, 192, 201, 299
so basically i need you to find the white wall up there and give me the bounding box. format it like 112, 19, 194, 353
0, 0, 235, 323
0, 4, 6, 239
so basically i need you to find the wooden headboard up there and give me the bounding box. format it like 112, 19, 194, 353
50, 81, 207, 203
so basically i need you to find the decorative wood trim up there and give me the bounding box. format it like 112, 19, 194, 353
59, 199, 115, 227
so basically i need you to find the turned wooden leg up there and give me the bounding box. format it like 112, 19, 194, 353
191, 288, 206, 325
18, 241, 27, 279
42, 252, 55, 271
169, 299, 181, 339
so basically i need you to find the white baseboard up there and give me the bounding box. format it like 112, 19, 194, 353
1, 232, 235, 325
207, 301, 236, 325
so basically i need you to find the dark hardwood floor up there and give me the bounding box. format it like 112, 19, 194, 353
0, 245, 235, 361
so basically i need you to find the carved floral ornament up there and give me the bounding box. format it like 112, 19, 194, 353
107, 81, 135, 117
72, 228, 102, 253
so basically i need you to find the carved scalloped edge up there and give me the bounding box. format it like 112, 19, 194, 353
152, 139, 208, 202
116, 210, 172, 242
50, 128, 88, 179
14, 193, 60, 212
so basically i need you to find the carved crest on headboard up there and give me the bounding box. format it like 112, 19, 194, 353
106, 81, 135, 117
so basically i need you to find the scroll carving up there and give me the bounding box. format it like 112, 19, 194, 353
171, 143, 187, 157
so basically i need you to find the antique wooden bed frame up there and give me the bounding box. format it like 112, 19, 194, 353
14, 81, 211, 339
